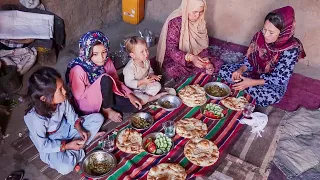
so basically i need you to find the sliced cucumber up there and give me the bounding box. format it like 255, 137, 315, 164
156, 149, 163, 154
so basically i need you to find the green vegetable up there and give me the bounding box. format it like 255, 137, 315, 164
205, 103, 224, 117
154, 133, 172, 154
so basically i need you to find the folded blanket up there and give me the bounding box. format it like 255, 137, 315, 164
0, 47, 37, 75
0, 10, 53, 39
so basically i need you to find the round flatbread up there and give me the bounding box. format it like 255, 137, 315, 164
184, 138, 219, 167
147, 163, 187, 180
178, 84, 207, 107
221, 96, 248, 111
165, 87, 177, 96
116, 128, 144, 154
175, 118, 208, 138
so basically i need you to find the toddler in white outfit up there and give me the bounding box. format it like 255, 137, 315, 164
123, 36, 167, 104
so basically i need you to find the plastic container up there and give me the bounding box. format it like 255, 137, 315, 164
122, 0, 145, 25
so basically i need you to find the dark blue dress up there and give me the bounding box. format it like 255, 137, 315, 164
219, 47, 299, 106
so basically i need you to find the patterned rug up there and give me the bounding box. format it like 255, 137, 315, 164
12, 73, 254, 180
11, 37, 286, 180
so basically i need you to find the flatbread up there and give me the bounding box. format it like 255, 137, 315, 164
175, 118, 207, 138
221, 96, 248, 111
178, 84, 207, 107
147, 163, 187, 180
116, 129, 144, 154
184, 138, 219, 167
164, 87, 177, 96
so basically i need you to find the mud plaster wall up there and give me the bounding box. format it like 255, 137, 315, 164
145, 0, 320, 68
0, 0, 122, 44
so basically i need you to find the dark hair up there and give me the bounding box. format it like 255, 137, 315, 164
124, 36, 147, 53
89, 41, 103, 58
264, 12, 283, 31
26, 67, 61, 117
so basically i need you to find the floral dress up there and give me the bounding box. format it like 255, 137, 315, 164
163, 16, 224, 80
219, 47, 299, 106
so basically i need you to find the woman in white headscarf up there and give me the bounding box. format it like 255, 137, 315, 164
156, 0, 223, 80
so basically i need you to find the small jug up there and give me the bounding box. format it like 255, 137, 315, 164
138, 28, 155, 47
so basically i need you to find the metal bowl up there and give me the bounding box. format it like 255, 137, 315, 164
200, 103, 227, 120
157, 95, 182, 111
81, 150, 117, 179
142, 132, 174, 156
204, 82, 231, 100
129, 112, 154, 130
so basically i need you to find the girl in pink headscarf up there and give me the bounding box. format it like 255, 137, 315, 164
219, 6, 305, 107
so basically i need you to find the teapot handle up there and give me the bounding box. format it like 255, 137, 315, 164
139, 31, 143, 37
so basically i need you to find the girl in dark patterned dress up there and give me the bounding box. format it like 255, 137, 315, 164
219, 6, 306, 106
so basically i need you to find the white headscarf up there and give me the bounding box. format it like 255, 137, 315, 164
156, 0, 209, 68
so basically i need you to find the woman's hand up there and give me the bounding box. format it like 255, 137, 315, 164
128, 93, 142, 110
232, 65, 247, 82
232, 70, 243, 82
232, 76, 254, 91
205, 62, 215, 75
190, 55, 206, 69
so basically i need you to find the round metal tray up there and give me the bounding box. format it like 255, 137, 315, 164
142, 132, 174, 156
204, 82, 231, 100
200, 103, 227, 120
81, 150, 117, 179
129, 112, 154, 130
157, 95, 182, 111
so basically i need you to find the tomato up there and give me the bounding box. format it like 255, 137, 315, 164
145, 138, 153, 147
204, 110, 220, 119
222, 109, 228, 115
145, 138, 157, 153
147, 142, 157, 153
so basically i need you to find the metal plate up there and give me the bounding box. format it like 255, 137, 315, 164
81, 150, 117, 179
200, 103, 227, 120
142, 132, 174, 156
204, 82, 231, 100
129, 112, 154, 130
157, 95, 182, 111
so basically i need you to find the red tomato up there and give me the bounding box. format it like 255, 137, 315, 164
205, 110, 220, 119
145, 138, 153, 147
147, 142, 156, 153
222, 109, 228, 114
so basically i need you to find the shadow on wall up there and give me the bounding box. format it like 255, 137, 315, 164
145, 0, 320, 68
42, 0, 122, 44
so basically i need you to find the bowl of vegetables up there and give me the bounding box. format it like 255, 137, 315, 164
157, 95, 182, 111
130, 112, 154, 130
204, 82, 231, 100
142, 132, 173, 156
200, 103, 227, 120
81, 150, 117, 179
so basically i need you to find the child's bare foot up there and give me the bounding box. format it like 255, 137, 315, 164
155, 92, 168, 99
102, 108, 122, 122
148, 92, 168, 102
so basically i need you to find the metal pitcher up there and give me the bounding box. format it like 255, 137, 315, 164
139, 28, 156, 48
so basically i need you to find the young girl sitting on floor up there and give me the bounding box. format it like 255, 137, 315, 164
24, 67, 105, 175
123, 36, 167, 105
66, 31, 142, 123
